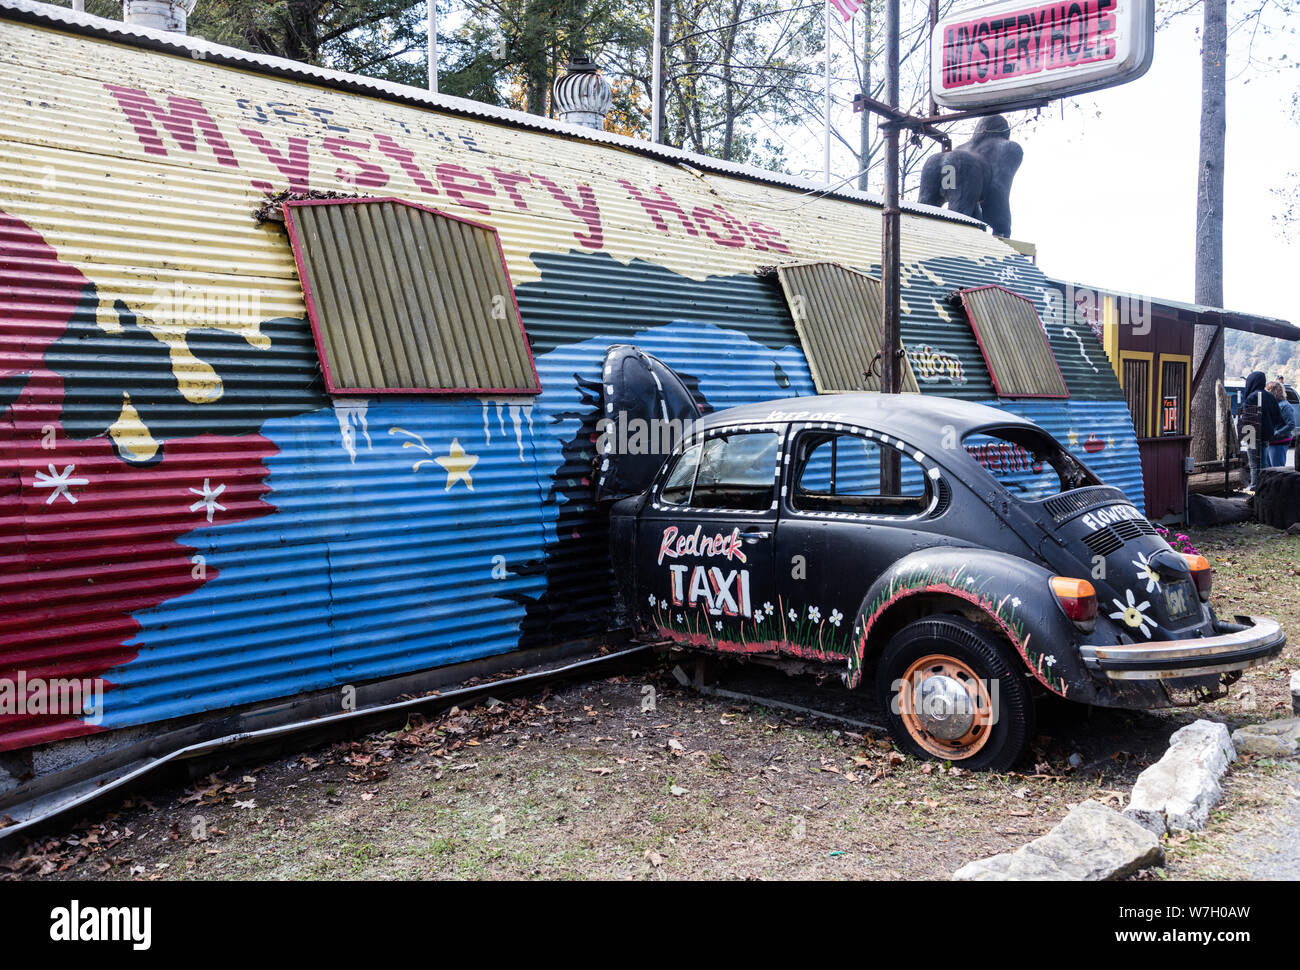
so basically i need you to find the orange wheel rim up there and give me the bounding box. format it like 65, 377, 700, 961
897, 654, 994, 760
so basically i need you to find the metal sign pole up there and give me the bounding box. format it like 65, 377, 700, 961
651, 0, 663, 143
881, 0, 900, 395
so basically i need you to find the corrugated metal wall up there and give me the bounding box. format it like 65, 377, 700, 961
0, 12, 1141, 752
112, 397, 551, 727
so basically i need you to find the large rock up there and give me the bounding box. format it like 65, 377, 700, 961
953, 800, 1164, 881
1124, 720, 1236, 836
1232, 718, 1300, 759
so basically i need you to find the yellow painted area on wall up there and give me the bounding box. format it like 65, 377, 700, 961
1103, 297, 1122, 380
107, 391, 160, 462
0, 17, 1027, 435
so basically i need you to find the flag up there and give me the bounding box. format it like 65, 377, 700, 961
828, 0, 861, 21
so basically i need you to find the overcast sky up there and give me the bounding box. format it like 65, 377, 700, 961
772, 3, 1295, 322
1008, 9, 1297, 323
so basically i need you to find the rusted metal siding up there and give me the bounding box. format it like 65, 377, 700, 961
0, 9, 1143, 754
958, 285, 1070, 399
775, 262, 919, 394
283, 198, 540, 395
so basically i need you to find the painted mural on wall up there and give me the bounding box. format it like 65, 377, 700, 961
0, 218, 1144, 747
0, 215, 821, 745
0, 16, 1145, 752
0, 211, 302, 747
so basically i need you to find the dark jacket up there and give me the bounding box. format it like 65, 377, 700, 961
1243, 371, 1283, 445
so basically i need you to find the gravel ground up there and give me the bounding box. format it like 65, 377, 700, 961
1162, 763, 1300, 880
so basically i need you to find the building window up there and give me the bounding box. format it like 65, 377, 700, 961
775, 262, 919, 393
1120, 352, 1153, 437
956, 285, 1069, 399
1159, 355, 1190, 436
283, 198, 541, 395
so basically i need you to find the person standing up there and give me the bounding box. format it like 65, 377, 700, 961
1266, 380, 1294, 470
1240, 371, 1282, 491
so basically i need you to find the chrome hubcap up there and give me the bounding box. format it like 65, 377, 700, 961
916, 674, 976, 740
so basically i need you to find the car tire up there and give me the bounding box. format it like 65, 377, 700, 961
1253, 468, 1300, 530
875, 615, 1034, 771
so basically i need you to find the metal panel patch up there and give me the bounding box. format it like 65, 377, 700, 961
958, 284, 1069, 398
283, 198, 541, 396
776, 262, 918, 394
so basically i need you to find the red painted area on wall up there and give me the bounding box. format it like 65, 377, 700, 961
0, 212, 279, 751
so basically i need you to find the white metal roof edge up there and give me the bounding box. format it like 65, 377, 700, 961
1060, 277, 1296, 337
0, 0, 990, 231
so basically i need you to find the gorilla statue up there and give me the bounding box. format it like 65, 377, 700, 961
917, 115, 1023, 238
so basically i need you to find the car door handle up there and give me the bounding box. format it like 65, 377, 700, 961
739, 531, 771, 541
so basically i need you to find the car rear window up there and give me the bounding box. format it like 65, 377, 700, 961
963, 427, 1099, 500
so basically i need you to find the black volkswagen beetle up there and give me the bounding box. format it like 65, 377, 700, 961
607, 390, 1285, 770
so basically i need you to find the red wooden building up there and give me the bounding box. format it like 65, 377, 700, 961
1076, 286, 1300, 521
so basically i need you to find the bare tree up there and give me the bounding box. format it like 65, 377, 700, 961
1191, 0, 1227, 464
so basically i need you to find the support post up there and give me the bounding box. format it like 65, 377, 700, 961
881, 0, 901, 397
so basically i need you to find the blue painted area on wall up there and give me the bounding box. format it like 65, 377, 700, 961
105, 399, 550, 728
105, 314, 814, 728
996, 399, 1146, 514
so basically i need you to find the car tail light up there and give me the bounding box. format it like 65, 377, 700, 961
1183, 554, 1213, 601
1051, 576, 1097, 631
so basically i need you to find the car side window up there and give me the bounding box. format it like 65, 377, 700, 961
659, 431, 778, 511
792, 430, 928, 516
659, 442, 702, 505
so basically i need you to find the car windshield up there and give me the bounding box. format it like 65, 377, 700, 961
963, 426, 1100, 501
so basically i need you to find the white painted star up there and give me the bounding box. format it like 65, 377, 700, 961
33, 463, 88, 505
434, 438, 479, 492
188, 478, 227, 523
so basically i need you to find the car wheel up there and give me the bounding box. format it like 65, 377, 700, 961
875, 615, 1033, 771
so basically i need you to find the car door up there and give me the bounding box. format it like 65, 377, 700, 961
774, 424, 939, 661
634, 427, 781, 651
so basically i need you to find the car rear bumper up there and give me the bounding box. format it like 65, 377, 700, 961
1080, 616, 1286, 681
